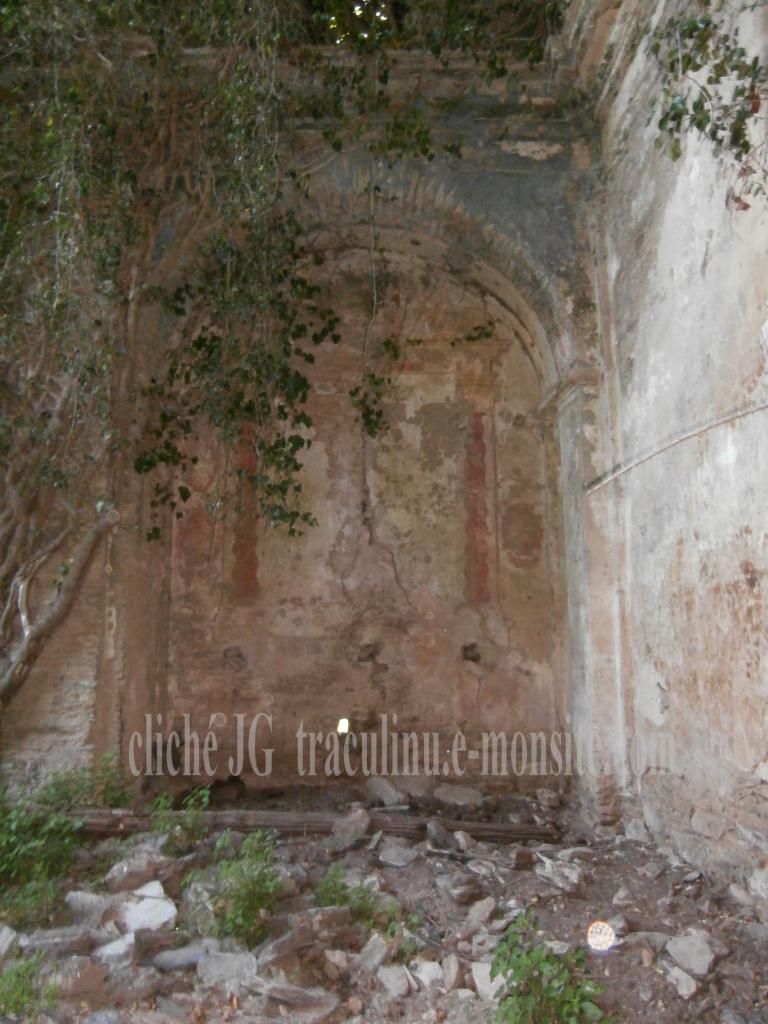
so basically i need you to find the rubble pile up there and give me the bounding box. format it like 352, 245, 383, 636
1, 782, 766, 1023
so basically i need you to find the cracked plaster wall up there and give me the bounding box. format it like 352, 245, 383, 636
566, 0, 768, 873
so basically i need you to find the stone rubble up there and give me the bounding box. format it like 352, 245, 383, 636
1, 791, 767, 1024
665, 928, 717, 977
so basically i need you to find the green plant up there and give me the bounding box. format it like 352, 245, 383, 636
209, 830, 281, 946
149, 787, 210, 855
314, 863, 349, 907
35, 753, 132, 811
490, 911, 613, 1023
386, 917, 423, 962
0, 955, 58, 1021
650, 4, 765, 166
0, 790, 79, 884
314, 865, 400, 929
0, 876, 58, 931
0, 0, 566, 706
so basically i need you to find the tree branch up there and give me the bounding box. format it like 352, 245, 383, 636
0, 512, 117, 709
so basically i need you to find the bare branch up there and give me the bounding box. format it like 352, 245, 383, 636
0, 513, 116, 708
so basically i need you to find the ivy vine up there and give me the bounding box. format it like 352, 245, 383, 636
650, 0, 766, 188
0, 0, 565, 697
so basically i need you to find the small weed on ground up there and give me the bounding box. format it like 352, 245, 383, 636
35, 753, 132, 811
490, 911, 615, 1023
150, 787, 210, 855
0, 755, 131, 930
315, 864, 401, 930
184, 829, 281, 947
0, 876, 58, 930
0, 790, 79, 884
0, 955, 58, 1021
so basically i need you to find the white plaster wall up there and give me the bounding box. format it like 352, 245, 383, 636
584, 0, 768, 871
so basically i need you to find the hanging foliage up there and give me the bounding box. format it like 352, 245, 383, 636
0, 0, 565, 702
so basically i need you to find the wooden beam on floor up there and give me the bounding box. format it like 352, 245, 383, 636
68, 807, 559, 844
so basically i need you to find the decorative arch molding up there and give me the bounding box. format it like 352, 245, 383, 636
296, 154, 599, 392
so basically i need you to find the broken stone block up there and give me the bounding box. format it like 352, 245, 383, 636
105, 964, 165, 1006
323, 948, 349, 981
103, 848, 173, 893
611, 886, 632, 906
640, 947, 655, 968
409, 957, 443, 988
257, 905, 354, 969
489, 913, 520, 934
377, 964, 410, 998
639, 861, 665, 881
0, 925, 18, 963
366, 776, 402, 807
472, 930, 499, 958
457, 896, 496, 941
748, 867, 768, 901
433, 783, 483, 808
331, 807, 370, 844
180, 875, 217, 936
534, 855, 583, 895
425, 818, 452, 848
265, 980, 339, 1020
728, 882, 755, 908
452, 830, 476, 853
437, 871, 485, 905
153, 939, 219, 971
357, 931, 389, 973
41, 955, 108, 1000
378, 836, 419, 868
664, 963, 698, 999
65, 890, 121, 927
623, 931, 671, 952
665, 929, 717, 977
81, 1012, 121, 1024
93, 932, 136, 967
197, 950, 261, 997
19, 925, 94, 959
543, 940, 571, 956
117, 881, 177, 933
392, 775, 434, 799
442, 953, 463, 990
274, 862, 306, 896
470, 961, 503, 1002
558, 846, 596, 863
466, 859, 496, 881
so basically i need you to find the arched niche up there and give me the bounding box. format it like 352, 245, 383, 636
162, 218, 571, 785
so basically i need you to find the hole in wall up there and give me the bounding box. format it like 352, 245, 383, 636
461, 642, 482, 664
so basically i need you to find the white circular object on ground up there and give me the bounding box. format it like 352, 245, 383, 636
587, 921, 616, 951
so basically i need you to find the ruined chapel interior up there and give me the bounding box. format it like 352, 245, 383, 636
1, 1, 768, 1022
